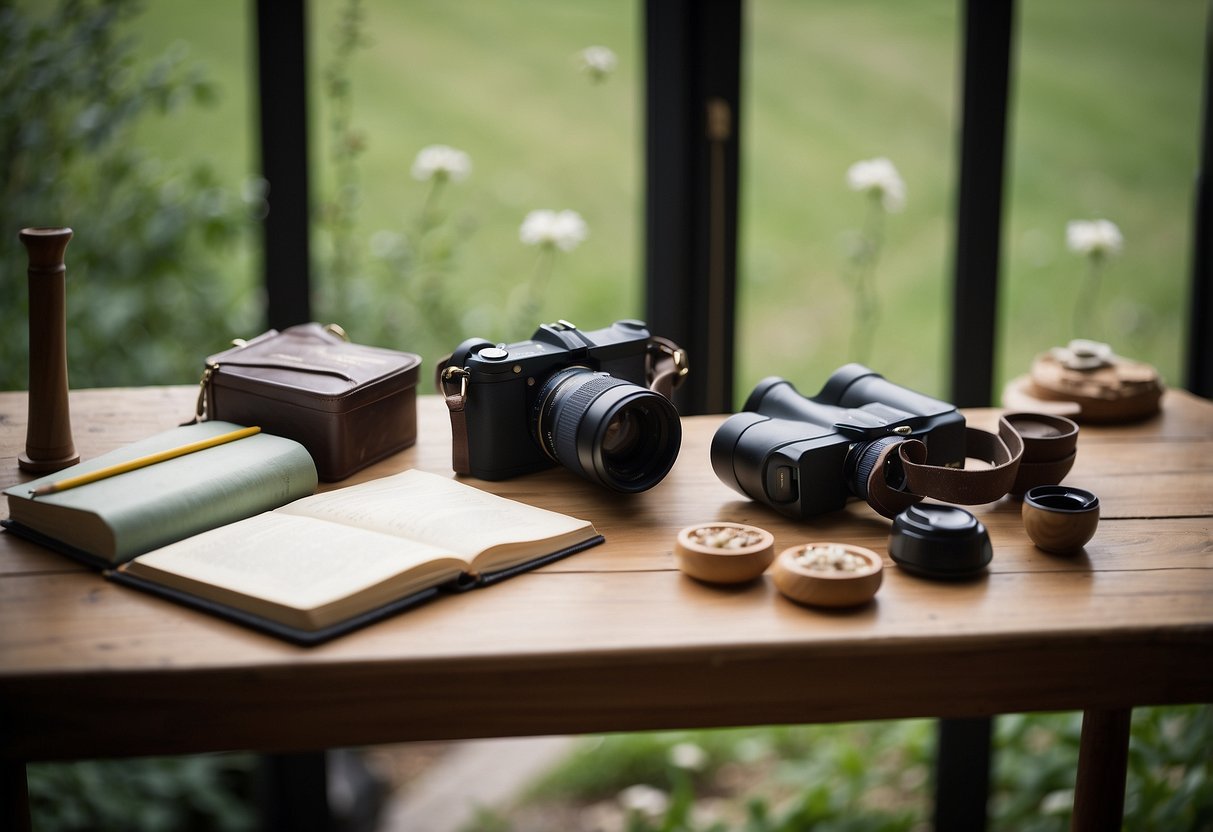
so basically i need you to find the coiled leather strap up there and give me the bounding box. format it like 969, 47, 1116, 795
863, 414, 1074, 518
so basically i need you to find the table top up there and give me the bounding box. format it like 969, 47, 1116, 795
2, 386, 1211, 762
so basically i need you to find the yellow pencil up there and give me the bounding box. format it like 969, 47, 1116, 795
30, 426, 262, 497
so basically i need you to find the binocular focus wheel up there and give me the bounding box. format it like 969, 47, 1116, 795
857, 436, 924, 519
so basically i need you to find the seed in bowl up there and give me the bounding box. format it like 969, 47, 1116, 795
795, 544, 869, 573
688, 526, 766, 549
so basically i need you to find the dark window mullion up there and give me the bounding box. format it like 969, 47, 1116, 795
949, 0, 1015, 407
255, 0, 312, 330
644, 0, 742, 415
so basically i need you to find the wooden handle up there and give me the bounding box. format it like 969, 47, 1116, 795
18, 226, 79, 473
19, 227, 73, 271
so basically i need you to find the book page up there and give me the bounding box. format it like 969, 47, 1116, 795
276, 470, 593, 563
126, 512, 465, 612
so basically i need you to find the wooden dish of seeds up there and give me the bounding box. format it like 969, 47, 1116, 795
674, 522, 776, 584
772, 542, 883, 608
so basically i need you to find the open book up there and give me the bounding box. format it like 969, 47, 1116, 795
109, 470, 603, 643
3, 422, 319, 567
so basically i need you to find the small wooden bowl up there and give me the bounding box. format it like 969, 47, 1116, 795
772, 543, 884, 608
674, 522, 775, 584
1022, 485, 1100, 554
1004, 412, 1080, 495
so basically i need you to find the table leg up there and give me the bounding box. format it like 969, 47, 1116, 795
933, 717, 993, 831
1071, 707, 1132, 832
258, 752, 331, 832
1, 760, 31, 832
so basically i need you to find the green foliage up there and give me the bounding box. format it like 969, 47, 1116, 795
27, 754, 257, 832
493, 708, 1212, 831
0, 0, 257, 392
308, 0, 579, 362
1123, 706, 1213, 831
517, 723, 928, 831
315, 0, 370, 326
989, 706, 1213, 831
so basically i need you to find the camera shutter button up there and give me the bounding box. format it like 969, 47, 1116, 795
479, 347, 509, 360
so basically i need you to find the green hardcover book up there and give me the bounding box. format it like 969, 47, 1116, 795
3, 421, 318, 567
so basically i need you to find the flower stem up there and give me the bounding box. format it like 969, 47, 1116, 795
516, 247, 555, 329
848, 197, 885, 364
419, 178, 446, 228
1073, 254, 1103, 339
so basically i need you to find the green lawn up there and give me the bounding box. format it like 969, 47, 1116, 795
112, 0, 1205, 403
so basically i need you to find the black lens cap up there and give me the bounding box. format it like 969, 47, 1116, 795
888, 504, 992, 579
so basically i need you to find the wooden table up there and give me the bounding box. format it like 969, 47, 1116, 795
2, 387, 1212, 829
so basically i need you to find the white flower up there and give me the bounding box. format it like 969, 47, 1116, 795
617, 784, 670, 819
1066, 219, 1123, 258
579, 45, 618, 81
668, 742, 708, 772
1040, 788, 1075, 816
410, 145, 471, 183
846, 157, 906, 212
519, 209, 588, 252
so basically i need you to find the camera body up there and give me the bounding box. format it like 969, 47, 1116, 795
711, 364, 965, 518
445, 319, 681, 491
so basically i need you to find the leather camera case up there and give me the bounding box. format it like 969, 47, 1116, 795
201, 324, 422, 481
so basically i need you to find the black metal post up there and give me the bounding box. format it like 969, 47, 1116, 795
644, 0, 742, 415
1, 761, 30, 832
252, 6, 321, 826
254, 0, 312, 329
934, 716, 994, 832
937, 3, 1016, 828
949, 0, 1016, 407
1187, 4, 1213, 398
258, 752, 331, 832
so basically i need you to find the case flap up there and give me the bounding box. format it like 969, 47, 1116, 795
207, 323, 421, 411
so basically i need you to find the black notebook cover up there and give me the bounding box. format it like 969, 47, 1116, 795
3, 519, 604, 646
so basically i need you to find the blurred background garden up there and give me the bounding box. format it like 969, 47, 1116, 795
1, 0, 1203, 401
4, 0, 1211, 829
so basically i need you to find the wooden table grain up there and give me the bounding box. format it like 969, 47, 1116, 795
2, 386, 1211, 828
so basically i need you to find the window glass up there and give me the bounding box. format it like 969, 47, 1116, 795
1, 2, 258, 389
739, 0, 959, 404
309, 0, 641, 366
739, 0, 1203, 408
1000, 0, 1203, 395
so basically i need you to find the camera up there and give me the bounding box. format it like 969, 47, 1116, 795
711, 364, 965, 518
440, 320, 684, 492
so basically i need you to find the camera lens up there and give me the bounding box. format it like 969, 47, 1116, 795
534, 367, 681, 493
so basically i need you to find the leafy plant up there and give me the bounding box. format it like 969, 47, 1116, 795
496, 708, 1211, 831
0, 0, 256, 392
27, 755, 257, 832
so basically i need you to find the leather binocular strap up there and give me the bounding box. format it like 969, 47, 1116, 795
864, 416, 1029, 519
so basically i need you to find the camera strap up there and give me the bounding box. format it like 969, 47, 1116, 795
438, 364, 473, 475
646, 336, 690, 400
865, 415, 1072, 518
